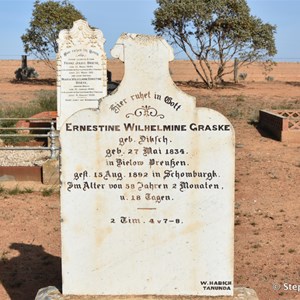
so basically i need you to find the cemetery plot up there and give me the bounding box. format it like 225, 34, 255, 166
60, 34, 235, 296
259, 109, 300, 143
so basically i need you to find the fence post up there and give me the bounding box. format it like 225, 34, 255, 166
234, 58, 239, 83
49, 121, 58, 159
21, 55, 28, 69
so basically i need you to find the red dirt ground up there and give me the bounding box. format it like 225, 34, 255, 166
0, 60, 299, 300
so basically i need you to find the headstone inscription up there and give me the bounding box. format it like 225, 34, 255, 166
60, 34, 235, 296
56, 19, 107, 129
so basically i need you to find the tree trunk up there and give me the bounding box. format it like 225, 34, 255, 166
21, 55, 28, 69
234, 58, 239, 83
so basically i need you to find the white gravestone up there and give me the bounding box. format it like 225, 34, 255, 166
56, 19, 107, 129
60, 34, 235, 296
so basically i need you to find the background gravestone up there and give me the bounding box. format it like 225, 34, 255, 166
60, 34, 235, 296
56, 19, 107, 129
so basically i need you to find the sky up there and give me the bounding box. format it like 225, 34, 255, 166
0, 0, 299, 61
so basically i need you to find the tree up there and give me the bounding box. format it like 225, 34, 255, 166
21, 0, 85, 68
153, 0, 277, 88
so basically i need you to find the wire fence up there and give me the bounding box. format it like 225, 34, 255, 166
0, 118, 59, 159
1, 54, 300, 62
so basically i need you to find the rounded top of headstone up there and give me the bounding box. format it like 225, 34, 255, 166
111, 33, 174, 63
57, 19, 105, 51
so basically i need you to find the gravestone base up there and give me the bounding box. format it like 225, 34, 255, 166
42, 159, 59, 185
35, 287, 259, 300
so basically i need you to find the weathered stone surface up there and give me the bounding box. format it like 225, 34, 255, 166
0, 174, 15, 182
233, 287, 259, 300
42, 159, 59, 185
35, 287, 258, 300
60, 34, 235, 296
35, 286, 62, 300
56, 19, 107, 129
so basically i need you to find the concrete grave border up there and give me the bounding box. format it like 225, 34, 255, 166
259, 109, 300, 143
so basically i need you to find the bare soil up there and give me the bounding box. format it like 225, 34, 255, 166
0, 60, 300, 300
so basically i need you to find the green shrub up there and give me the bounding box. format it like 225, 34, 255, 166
265, 76, 274, 82
238, 73, 247, 81
8, 186, 21, 195
35, 90, 57, 111
0, 90, 57, 145
41, 187, 54, 197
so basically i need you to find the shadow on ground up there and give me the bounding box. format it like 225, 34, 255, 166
252, 123, 280, 142
175, 80, 246, 90
0, 243, 61, 300
286, 81, 300, 87
10, 78, 56, 86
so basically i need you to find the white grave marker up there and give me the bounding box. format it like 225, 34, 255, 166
60, 34, 235, 296
56, 19, 107, 129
